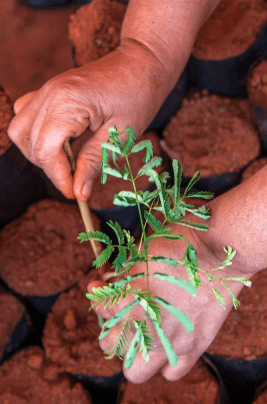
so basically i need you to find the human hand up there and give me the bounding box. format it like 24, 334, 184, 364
7, 42, 169, 201
87, 216, 256, 384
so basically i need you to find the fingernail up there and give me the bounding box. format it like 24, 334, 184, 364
81, 180, 91, 199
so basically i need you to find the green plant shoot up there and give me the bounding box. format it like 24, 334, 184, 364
77, 126, 252, 369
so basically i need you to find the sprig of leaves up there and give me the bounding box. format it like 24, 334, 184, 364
78, 126, 252, 369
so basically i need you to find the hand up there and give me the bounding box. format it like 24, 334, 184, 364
7, 42, 169, 201
87, 216, 256, 384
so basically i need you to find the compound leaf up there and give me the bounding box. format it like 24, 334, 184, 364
172, 160, 182, 205
107, 221, 124, 245
184, 172, 201, 195
93, 245, 115, 268
152, 273, 197, 296
138, 157, 162, 177
154, 296, 194, 333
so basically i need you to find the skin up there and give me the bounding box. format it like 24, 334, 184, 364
8, 0, 263, 385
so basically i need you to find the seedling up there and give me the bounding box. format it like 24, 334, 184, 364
77, 126, 251, 369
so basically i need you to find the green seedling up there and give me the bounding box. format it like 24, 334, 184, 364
77, 126, 251, 369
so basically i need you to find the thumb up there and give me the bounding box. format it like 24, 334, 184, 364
14, 91, 37, 114
73, 125, 116, 201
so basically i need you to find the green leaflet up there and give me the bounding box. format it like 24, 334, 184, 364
153, 296, 194, 333
124, 126, 136, 154
77, 230, 111, 245
102, 165, 123, 178
138, 297, 178, 366
112, 273, 145, 288
124, 327, 142, 368
225, 277, 252, 287
107, 221, 124, 245
175, 220, 209, 231
100, 298, 141, 337
150, 256, 180, 267
184, 172, 201, 195
101, 142, 122, 154
212, 288, 226, 310
112, 247, 127, 272
186, 191, 214, 199
144, 211, 166, 234
131, 139, 153, 163
152, 273, 196, 296
138, 157, 162, 177
93, 245, 115, 268
172, 159, 182, 205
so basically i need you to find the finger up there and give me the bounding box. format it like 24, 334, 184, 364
8, 93, 40, 158
160, 353, 199, 381
14, 91, 37, 114
87, 280, 114, 320
123, 349, 168, 384
30, 105, 90, 199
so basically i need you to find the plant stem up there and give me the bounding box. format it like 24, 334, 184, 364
125, 154, 150, 297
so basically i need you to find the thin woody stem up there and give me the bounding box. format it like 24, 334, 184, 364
63, 138, 102, 259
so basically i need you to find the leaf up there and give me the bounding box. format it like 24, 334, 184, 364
131, 140, 153, 163
100, 146, 109, 184
113, 194, 138, 207
102, 165, 123, 178
138, 157, 162, 177
176, 220, 209, 231
112, 247, 127, 272
225, 277, 252, 287
100, 298, 141, 336
107, 221, 124, 245
154, 296, 194, 333
155, 233, 184, 241
121, 164, 129, 180
172, 160, 182, 205
186, 191, 214, 200
124, 327, 142, 369
144, 211, 166, 234
93, 245, 115, 268
184, 172, 201, 195
124, 126, 136, 154
152, 273, 196, 296
77, 230, 111, 245
212, 288, 226, 310
86, 293, 100, 301
101, 142, 122, 154
112, 273, 145, 288
150, 256, 180, 267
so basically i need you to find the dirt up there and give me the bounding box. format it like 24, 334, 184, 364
248, 58, 267, 111
0, 87, 13, 155
0, 347, 92, 403
192, 0, 267, 60
208, 268, 267, 361
0, 199, 100, 296
0, 291, 26, 359
242, 157, 267, 181
69, 0, 127, 67
42, 268, 123, 377
89, 132, 166, 210
120, 359, 219, 404
0, 0, 77, 103
162, 90, 260, 177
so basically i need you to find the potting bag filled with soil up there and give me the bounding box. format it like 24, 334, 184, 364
0, 87, 44, 229
189, 0, 267, 97
119, 359, 220, 404
161, 90, 260, 193
0, 288, 31, 363
43, 269, 123, 387
0, 346, 93, 404
242, 158, 267, 182
0, 199, 100, 314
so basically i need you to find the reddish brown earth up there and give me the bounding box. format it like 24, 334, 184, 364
89, 132, 165, 210
208, 269, 267, 361
120, 359, 219, 404
0, 347, 92, 403
193, 0, 267, 60
0, 87, 13, 155
248, 59, 267, 111
0, 289, 27, 359
43, 268, 122, 377
0, 199, 100, 296
162, 91, 260, 177
242, 157, 267, 181
0, 0, 78, 104
69, 0, 127, 67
